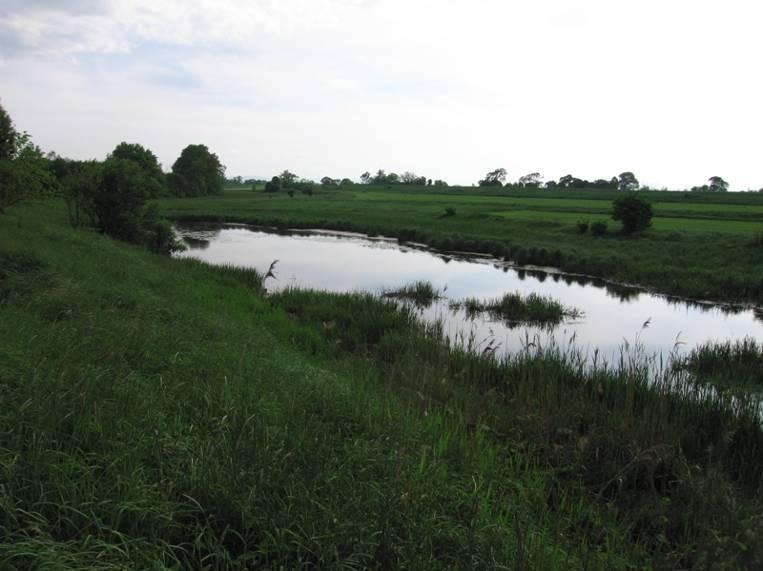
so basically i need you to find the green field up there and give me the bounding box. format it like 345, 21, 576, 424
160, 186, 763, 303
2, 201, 763, 568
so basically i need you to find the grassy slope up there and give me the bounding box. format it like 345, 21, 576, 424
159, 187, 763, 303
1, 202, 643, 569
3, 201, 762, 568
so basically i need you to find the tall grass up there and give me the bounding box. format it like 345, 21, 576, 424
2, 201, 762, 568
450, 291, 582, 326
675, 337, 763, 392
381, 280, 441, 307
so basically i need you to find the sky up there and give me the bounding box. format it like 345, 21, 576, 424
0, 0, 761, 189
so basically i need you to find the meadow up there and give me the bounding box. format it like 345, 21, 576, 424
2, 200, 762, 568
159, 185, 763, 303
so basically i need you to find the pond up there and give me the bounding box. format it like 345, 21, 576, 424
174, 223, 763, 364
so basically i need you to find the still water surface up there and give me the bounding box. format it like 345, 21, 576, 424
175, 224, 763, 364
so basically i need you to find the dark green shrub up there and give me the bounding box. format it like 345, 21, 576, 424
612, 194, 653, 233
591, 220, 608, 237
577, 220, 589, 234
444, 207, 456, 217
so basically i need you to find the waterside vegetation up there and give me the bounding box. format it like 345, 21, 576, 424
1, 202, 762, 568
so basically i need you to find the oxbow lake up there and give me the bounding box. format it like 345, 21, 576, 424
174, 223, 763, 366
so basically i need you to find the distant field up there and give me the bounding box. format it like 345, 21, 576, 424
355, 192, 763, 228
492, 210, 763, 234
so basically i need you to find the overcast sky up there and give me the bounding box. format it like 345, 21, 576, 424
1, 0, 761, 189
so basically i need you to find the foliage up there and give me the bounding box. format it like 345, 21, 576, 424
0, 133, 57, 213
612, 194, 653, 233
576, 220, 589, 234
109, 142, 166, 197
168, 144, 225, 197
61, 160, 101, 227
590, 220, 608, 236
617, 171, 639, 191
691, 176, 730, 193
0, 101, 17, 161
264, 176, 280, 193
63, 158, 181, 254
479, 167, 507, 187
518, 172, 542, 187
444, 206, 456, 217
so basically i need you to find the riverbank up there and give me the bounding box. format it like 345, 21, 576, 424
158, 186, 763, 304
2, 201, 762, 568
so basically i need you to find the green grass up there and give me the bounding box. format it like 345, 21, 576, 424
3, 200, 763, 568
157, 187, 763, 303
381, 280, 442, 307
449, 291, 582, 326
493, 209, 763, 234
675, 338, 763, 393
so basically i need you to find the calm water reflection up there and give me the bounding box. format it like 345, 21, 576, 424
174, 224, 763, 363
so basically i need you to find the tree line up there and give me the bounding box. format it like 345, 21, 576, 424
1, 101, 226, 254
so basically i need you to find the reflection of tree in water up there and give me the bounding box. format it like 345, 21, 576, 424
663, 296, 745, 317
755, 308, 763, 323
176, 224, 224, 250
182, 236, 211, 250
605, 283, 640, 303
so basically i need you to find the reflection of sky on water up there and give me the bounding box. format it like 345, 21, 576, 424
175, 225, 763, 364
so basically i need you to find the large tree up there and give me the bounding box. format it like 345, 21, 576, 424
109, 142, 165, 196
168, 144, 225, 197
0, 102, 17, 161
0, 103, 55, 213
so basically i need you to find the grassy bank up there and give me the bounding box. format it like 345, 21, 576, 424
2, 201, 762, 568
159, 186, 763, 303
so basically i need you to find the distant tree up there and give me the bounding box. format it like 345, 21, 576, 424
340, 178, 353, 187
617, 171, 639, 191
280, 170, 298, 187
612, 194, 653, 234
0, 102, 17, 161
558, 174, 574, 188
545, 180, 557, 189
321, 176, 339, 187
169, 144, 225, 197
109, 142, 165, 197
708, 176, 729, 192
360, 171, 371, 184
264, 176, 281, 193
427, 178, 432, 186
518, 172, 542, 187
433, 179, 448, 188
479, 168, 507, 187
400, 171, 419, 184
386, 172, 400, 184
592, 178, 616, 189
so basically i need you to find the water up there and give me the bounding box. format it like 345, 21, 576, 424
174, 223, 763, 364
